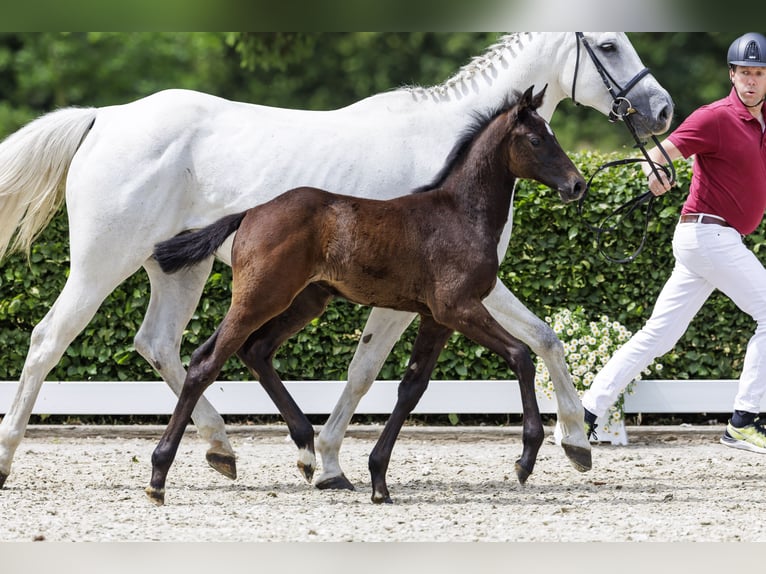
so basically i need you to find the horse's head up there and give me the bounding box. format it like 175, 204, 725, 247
506, 85, 586, 203
561, 32, 673, 138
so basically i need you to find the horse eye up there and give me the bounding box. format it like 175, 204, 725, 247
529, 136, 541, 146
599, 41, 616, 52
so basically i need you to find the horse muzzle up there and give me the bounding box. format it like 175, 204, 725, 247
559, 177, 587, 203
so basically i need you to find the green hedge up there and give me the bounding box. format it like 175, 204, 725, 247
0, 151, 757, 383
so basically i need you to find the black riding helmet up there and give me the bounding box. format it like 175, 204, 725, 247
728, 32, 766, 67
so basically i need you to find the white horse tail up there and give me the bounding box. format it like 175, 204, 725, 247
0, 106, 97, 260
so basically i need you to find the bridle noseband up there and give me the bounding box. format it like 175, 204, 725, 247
572, 32, 676, 263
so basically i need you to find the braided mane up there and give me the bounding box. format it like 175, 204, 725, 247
406, 33, 535, 99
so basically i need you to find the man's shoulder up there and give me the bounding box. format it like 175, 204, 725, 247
684, 95, 736, 126
698, 94, 733, 113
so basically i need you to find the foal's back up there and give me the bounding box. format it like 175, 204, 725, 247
232, 185, 500, 315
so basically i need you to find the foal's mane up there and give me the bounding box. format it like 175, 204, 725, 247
412, 91, 523, 194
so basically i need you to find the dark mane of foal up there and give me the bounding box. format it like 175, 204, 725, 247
412, 92, 523, 195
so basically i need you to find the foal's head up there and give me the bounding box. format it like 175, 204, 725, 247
503, 85, 586, 203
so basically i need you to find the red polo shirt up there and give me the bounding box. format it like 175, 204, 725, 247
668, 87, 766, 235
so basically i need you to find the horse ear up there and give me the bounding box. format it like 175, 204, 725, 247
531, 84, 548, 110
520, 85, 535, 110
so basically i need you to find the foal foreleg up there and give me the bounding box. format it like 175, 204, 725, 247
368, 316, 452, 504
236, 284, 334, 484
441, 301, 544, 484
483, 282, 591, 472
315, 308, 417, 490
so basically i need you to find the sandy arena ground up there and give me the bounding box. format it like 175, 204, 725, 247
1, 423, 764, 545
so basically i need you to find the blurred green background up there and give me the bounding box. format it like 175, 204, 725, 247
0, 33, 756, 387
0, 33, 742, 150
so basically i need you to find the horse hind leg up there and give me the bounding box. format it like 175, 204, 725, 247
137, 258, 237, 480
236, 283, 334, 484
0, 264, 134, 488
315, 307, 417, 491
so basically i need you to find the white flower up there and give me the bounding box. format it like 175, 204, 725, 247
536, 308, 662, 425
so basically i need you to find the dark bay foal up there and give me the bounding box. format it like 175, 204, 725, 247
147, 85, 586, 505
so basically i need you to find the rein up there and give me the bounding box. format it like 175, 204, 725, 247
572, 32, 676, 263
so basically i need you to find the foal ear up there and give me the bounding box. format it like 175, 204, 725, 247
519, 85, 535, 111
531, 84, 548, 110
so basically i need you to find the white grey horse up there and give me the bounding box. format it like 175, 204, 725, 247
0, 33, 672, 489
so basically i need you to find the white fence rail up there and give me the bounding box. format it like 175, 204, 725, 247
0, 379, 754, 416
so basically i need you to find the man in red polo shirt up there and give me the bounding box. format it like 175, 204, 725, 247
581, 32, 766, 452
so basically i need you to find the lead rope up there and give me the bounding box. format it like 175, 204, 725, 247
577, 153, 674, 263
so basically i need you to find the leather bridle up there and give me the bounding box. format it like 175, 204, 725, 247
572, 32, 676, 263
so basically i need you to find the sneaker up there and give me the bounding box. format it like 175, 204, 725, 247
720, 417, 766, 454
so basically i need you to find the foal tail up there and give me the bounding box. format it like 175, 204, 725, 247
153, 211, 248, 274
0, 107, 97, 260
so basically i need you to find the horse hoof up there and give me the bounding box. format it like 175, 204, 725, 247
514, 461, 531, 485
562, 443, 592, 473
315, 474, 355, 491
371, 491, 393, 504
206, 450, 237, 480
0, 472, 7, 489
145, 486, 166, 506
297, 461, 315, 483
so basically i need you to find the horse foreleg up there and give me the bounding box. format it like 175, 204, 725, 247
483, 281, 591, 472
137, 259, 237, 480
236, 284, 334, 484
315, 307, 417, 490
368, 316, 451, 504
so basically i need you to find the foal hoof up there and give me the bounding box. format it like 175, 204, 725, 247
297, 461, 315, 484
206, 450, 237, 480
371, 490, 393, 504
514, 461, 532, 485
145, 486, 166, 506
296, 448, 317, 483
562, 443, 592, 473
315, 473, 355, 491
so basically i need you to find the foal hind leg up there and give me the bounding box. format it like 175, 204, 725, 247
236, 284, 334, 484
136, 259, 237, 480
315, 307, 417, 490
368, 316, 452, 504
483, 281, 591, 472
147, 329, 236, 505
148, 264, 318, 504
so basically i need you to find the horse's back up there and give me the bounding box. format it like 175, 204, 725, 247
235, 185, 435, 310
65, 87, 459, 260
74, 88, 420, 203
